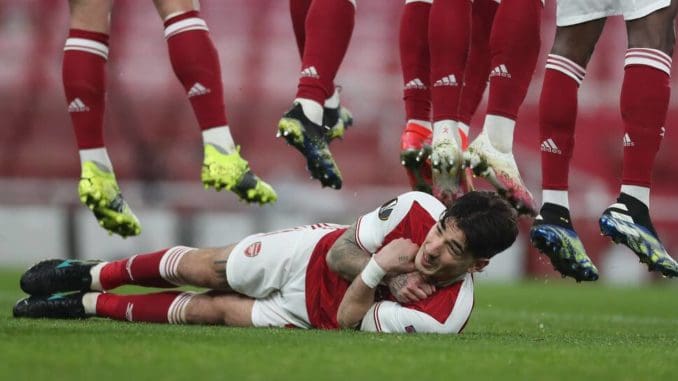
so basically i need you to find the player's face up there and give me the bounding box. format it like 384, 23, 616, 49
415, 219, 485, 283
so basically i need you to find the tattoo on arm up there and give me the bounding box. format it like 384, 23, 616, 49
212, 259, 229, 289
326, 223, 371, 281
389, 274, 407, 290
387, 273, 408, 300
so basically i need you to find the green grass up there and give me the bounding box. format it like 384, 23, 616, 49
1, 269, 677, 381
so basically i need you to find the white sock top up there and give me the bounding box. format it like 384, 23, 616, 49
79, 147, 113, 169
89, 262, 107, 291
324, 88, 341, 109
295, 98, 324, 126
620, 184, 650, 207
81, 292, 101, 315
483, 114, 515, 153
202, 126, 236, 153
542, 189, 569, 209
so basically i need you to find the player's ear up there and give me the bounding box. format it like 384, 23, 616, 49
469, 258, 489, 273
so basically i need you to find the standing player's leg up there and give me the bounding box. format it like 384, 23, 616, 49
399, 0, 433, 194
290, 0, 353, 142
290, 0, 312, 57
464, 0, 542, 215
278, 0, 356, 189
155, 0, 277, 204
456, 0, 498, 141
456, 0, 499, 192
530, 20, 605, 282
428, 0, 472, 205
599, 1, 678, 277
64, 0, 141, 238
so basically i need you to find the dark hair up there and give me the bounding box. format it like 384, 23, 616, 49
441, 191, 518, 259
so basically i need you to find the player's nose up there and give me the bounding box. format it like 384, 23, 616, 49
427, 237, 444, 255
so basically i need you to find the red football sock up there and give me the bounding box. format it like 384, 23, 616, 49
296, 0, 355, 104
165, 11, 227, 130
539, 55, 585, 190
95, 291, 194, 323
486, 0, 541, 120
290, 0, 313, 57
457, 0, 498, 126
429, 0, 472, 122
98, 246, 194, 290
62, 29, 109, 149
621, 49, 672, 187
400, 0, 432, 122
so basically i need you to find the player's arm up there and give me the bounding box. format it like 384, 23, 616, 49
328, 224, 433, 302
327, 192, 429, 281
360, 300, 467, 334
360, 274, 474, 334
326, 222, 370, 281
337, 238, 418, 329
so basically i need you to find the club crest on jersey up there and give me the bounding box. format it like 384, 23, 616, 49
378, 198, 398, 221
244, 241, 262, 257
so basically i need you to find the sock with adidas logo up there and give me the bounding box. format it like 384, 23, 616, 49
457, 0, 498, 128
399, 0, 432, 124
620, 49, 671, 188
485, 0, 541, 121
296, 0, 355, 106
63, 29, 109, 150
164, 11, 228, 132
289, 0, 311, 57
92, 246, 194, 290
539, 54, 584, 190
93, 291, 195, 324
429, 0, 470, 124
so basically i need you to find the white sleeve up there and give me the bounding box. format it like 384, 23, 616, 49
355, 191, 444, 254
360, 274, 474, 334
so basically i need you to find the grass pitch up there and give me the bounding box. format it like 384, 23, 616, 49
1, 269, 677, 381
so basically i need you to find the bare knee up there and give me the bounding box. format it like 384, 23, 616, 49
153, 0, 197, 20
184, 292, 254, 326
550, 19, 606, 68
68, 0, 112, 33
177, 245, 235, 290
627, 3, 678, 55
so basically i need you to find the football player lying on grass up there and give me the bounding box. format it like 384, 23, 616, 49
15, 191, 517, 334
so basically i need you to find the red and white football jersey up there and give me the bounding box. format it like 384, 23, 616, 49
304, 191, 475, 333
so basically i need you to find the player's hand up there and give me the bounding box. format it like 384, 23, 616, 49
374, 238, 418, 274
386, 272, 436, 303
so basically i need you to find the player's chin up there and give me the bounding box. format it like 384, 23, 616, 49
415, 254, 437, 275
